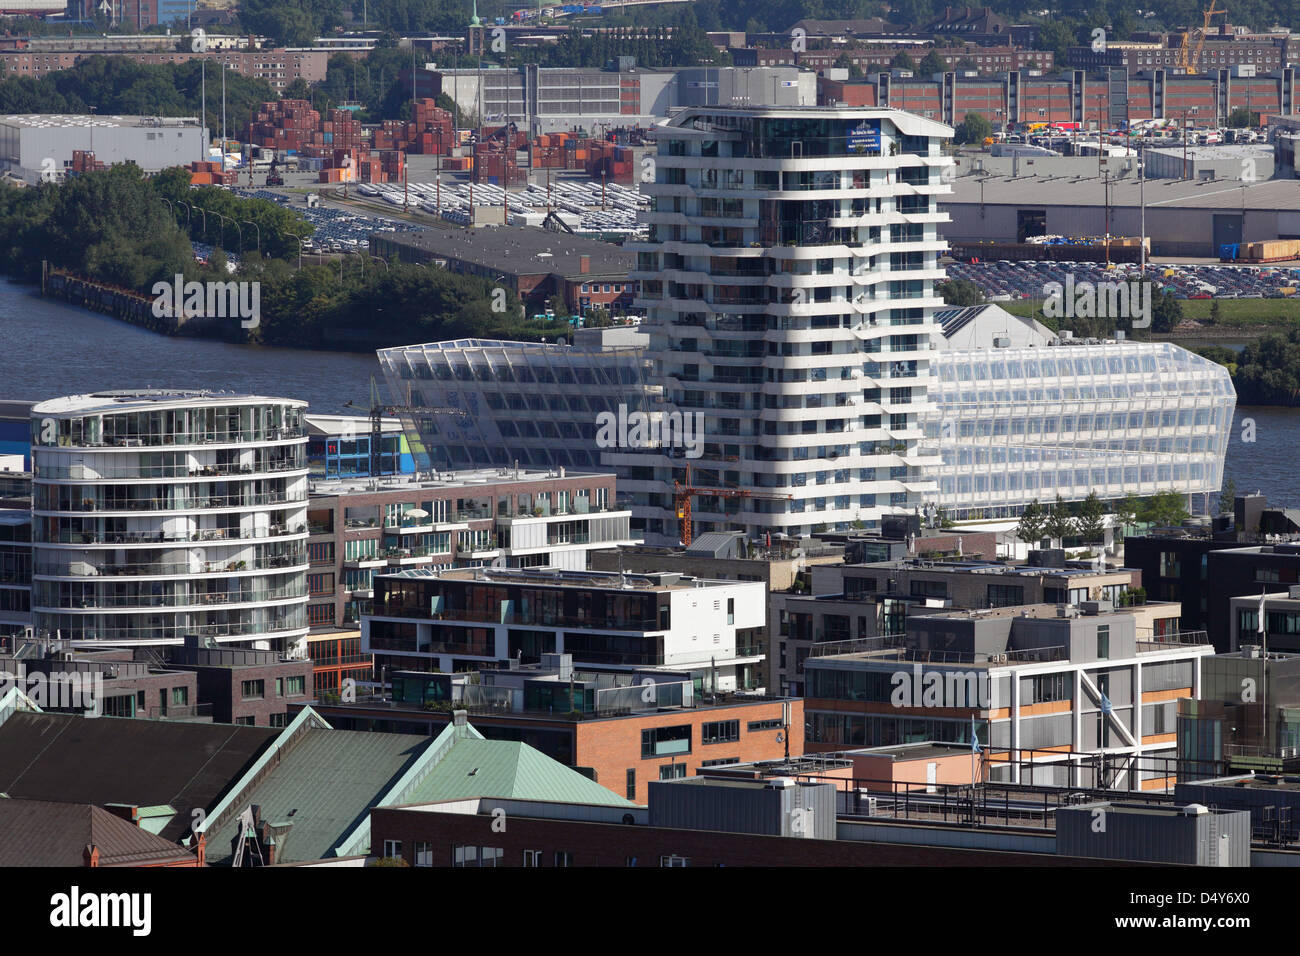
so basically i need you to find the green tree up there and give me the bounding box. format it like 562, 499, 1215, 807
890, 51, 917, 71
1142, 490, 1190, 528
1044, 495, 1075, 544
1115, 494, 1143, 536
1218, 476, 1236, 518
1227, 107, 1259, 128
918, 50, 948, 75
1015, 499, 1046, 546
1076, 491, 1106, 545
1151, 288, 1182, 334
938, 278, 984, 306
834, 53, 865, 79
955, 111, 993, 145
1209, 299, 1222, 324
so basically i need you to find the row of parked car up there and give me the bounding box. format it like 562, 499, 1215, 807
946, 258, 1300, 300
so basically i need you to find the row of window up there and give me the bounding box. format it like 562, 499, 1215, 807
641, 716, 785, 758
385, 842, 690, 867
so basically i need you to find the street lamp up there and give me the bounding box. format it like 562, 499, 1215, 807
241, 219, 260, 254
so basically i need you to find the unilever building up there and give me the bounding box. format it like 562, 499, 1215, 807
377, 104, 1235, 543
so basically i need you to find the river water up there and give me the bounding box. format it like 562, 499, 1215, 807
4, 280, 1298, 507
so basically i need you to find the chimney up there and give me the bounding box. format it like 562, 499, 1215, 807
580, 255, 590, 275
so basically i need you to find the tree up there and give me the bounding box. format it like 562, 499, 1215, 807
1227, 107, 1259, 128
1209, 299, 1222, 324
1218, 476, 1236, 518
1015, 499, 1046, 546
834, 53, 864, 79
918, 50, 947, 75
938, 278, 984, 306
955, 111, 992, 145
1151, 288, 1182, 334
1115, 494, 1142, 533
1044, 495, 1075, 544
1142, 490, 1190, 528
1076, 491, 1106, 545
890, 51, 917, 72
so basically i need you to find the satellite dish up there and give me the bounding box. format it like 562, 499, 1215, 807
775, 732, 785, 743
490, 556, 507, 569
621, 813, 636, 825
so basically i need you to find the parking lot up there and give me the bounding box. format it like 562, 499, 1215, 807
230, 188, 425, 254
945, 259, 1300, 300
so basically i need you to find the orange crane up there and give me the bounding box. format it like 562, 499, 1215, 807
673, 461, 793, 547
1180, 1, 1226, 74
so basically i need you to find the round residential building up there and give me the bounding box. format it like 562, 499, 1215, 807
29, 391, 310, 653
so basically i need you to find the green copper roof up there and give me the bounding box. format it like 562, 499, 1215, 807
406, 737, 635, 806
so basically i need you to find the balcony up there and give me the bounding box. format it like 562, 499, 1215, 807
41, 524, 307, 546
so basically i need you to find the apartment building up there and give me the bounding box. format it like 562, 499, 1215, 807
1177, 647, 1300, 780
623, 106, 953, 542
803, 601, 1214, 790
305, 466, 635, 629
302, 654, 798, 802
363, 566, 767, 692
771, 556, 1159, 696
29, 391, 310, 654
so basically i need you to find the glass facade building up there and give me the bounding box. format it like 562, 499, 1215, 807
921, 340, 1235, 518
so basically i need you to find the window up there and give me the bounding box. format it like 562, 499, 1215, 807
241, 679, 265, 700
283, 675, 306, 697
383, 840, 401, 859
987, 584, 1025, 608
702, 757, 740, 767
1097, 625, 1110, 660
642, 724, 691, 758
748, 719, 783, 731
523, 850, 542, 867
626, 768, 636, 801
554, 851, 573, 867
235, 716, 255, 726
727, 597, 734, 625
702, 719, 740, 744
660, 854, 691, 867
171, 686, 188, 706
414, 842, 433, 867
659, 763, 687, 780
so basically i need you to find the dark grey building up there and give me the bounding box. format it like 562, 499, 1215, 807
1056, 801, 1250, 866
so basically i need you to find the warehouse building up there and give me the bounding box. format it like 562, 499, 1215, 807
0, 114, 207, 181
945, 173, 1300, 256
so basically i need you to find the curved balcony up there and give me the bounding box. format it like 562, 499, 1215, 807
33, 550, 308, 580
36, 523, 309, 547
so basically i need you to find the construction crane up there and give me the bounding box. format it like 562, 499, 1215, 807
1180, 1, 1227, 74
345, 375, 467, 478
673, 461, 793, 548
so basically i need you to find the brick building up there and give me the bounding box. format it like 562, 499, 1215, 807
304, 467, 633, 630
297, 656, 799, 803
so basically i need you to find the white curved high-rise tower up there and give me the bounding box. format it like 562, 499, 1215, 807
29, 391, 310, 653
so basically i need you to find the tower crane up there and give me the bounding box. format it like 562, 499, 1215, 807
673, 461, 794, 548
345, 375, 467, 478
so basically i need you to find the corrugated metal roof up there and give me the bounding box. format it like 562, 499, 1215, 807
405, 738, 636, 806
205, 729, 428, 865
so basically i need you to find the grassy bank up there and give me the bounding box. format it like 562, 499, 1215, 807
1001, 297, 1300, 335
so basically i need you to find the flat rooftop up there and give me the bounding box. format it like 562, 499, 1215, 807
0, 114, 202, 129
948, 173, 1300, 212
309, 466, 613, 497
32, 390, 305, 416
1186, 773, 1300, 793
375, 227, 632, 279
851, 558, 1133, 578
382, 566, 732, 591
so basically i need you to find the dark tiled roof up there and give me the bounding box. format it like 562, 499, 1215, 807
0, 798, 196, 867
0, 713, 278, 842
